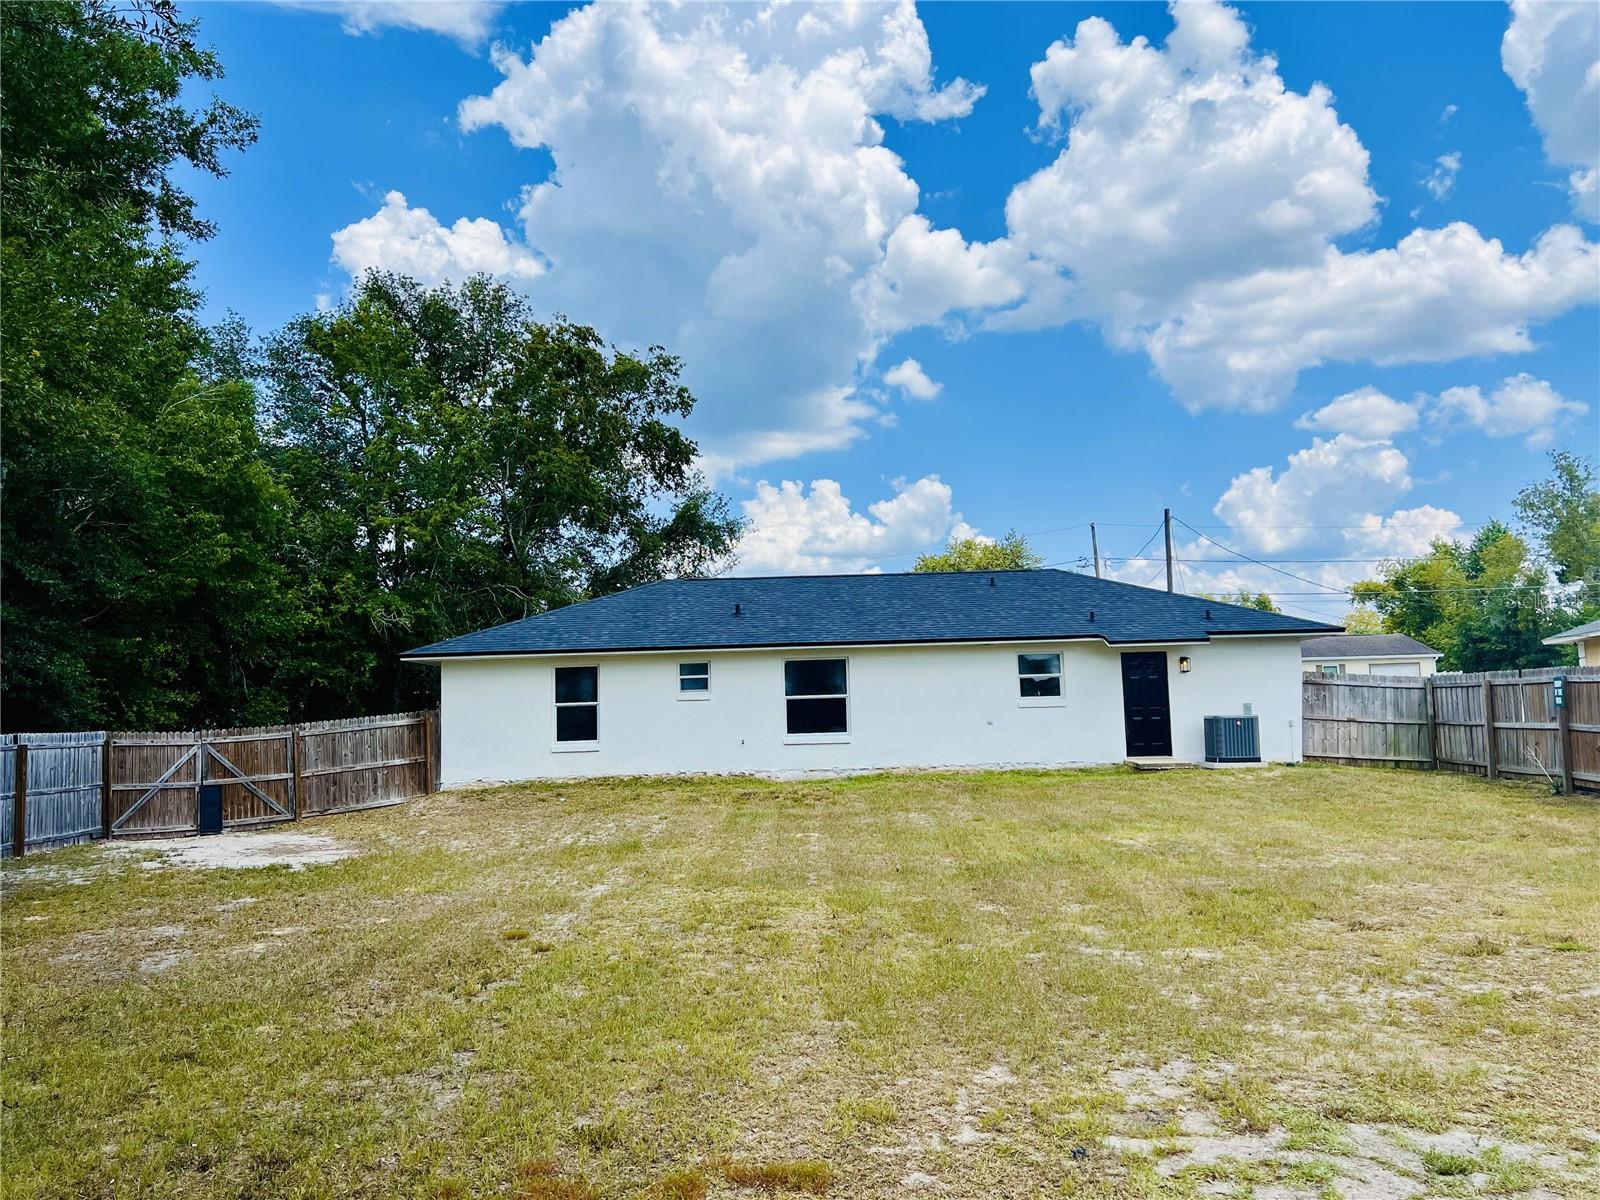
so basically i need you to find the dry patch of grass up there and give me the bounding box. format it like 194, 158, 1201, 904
720, 1158, 833, 1192
3, 765, 1598, 1198
515, 1159, 600, 1200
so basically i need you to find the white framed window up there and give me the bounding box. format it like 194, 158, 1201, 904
1017, 651, 1065, 707
553, 665, 599, 749
678, 661, 711, 698
1317, 663, 1343, 677
783, 658, 849, 742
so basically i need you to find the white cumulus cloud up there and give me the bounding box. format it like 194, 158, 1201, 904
878, 1, 1597, 412
1141, 223, 1598, 410
1428, 373, 1588, 446
1503, 0, 1600, 220
1213, 434, 1418, 555
1422, 151, 1462, 201
1296, 386, 1421, 439
1344, 506, 1465, 559
454, 1, 979, 470
734, 475, 976, 575
883, 357, 942, 400
330, 190, 543, 286
272, 1, 505, 45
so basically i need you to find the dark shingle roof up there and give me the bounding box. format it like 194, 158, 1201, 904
1544, 617, 1600, 645
403, 570, 1340, 659
1299, 633, 1438, 659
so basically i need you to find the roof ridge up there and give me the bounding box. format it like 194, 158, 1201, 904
668, 567, 1072, 582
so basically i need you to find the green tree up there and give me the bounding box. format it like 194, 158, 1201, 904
1, 0, 277, 729
1513, 451, 1600, 587
1340, 607, 1384, 634
914, 530, 1043, 573
264, 273, 742, 716
1201, 589, 1278, 613
1352, 523, 1559, 672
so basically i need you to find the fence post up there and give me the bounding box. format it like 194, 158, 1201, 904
100, 734, 112, 840
292, 725, 305, 819
1556, 682, 1575, 796
422, 710, 436, 794
1423, 677, 1437, 770
1482, 678, 1498, 780
12, 743, 27, 859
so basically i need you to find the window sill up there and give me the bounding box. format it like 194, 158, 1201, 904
551, 742, 600, 753
676, 692, 712, 701
1018, 697, 1066, 709
783, 734, 851, 745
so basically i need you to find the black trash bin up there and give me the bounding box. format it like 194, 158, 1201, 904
197, 783, 224, 834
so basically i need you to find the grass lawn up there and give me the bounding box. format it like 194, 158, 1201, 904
3, 765, 1598, 1199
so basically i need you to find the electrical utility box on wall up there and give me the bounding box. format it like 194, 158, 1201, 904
1203, 715, 1260, 763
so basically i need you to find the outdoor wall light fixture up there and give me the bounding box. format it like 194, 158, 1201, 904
1179, 656, 1192, 673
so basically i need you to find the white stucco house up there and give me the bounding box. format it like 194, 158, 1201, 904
1300, 633, 1441, 678
1543, 617, 1600, 666
403, 570, 1342, 785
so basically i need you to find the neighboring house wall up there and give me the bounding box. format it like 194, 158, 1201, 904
1303, 656, 1438, 678
439, 637, 1305, 784
1578, 637, 1599, 667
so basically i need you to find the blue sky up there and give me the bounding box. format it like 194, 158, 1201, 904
183, 1, 1598, 618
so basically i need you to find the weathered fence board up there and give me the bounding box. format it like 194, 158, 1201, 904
0, 733, 107, 857
1300, 675, 1432, 767
1304, 667, 1600, 793
297, 711, 433, 817
3, 712, 438, 856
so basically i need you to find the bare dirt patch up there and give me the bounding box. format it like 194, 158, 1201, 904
108, 831, 354, 870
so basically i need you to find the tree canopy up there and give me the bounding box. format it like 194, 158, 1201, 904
0, 3, 740, 730
1, 0, 275, 729
914, 531, 1043, 573
1339, 608, 1384, 635
1202, 590, 1278, 613
1513, 450, 1600, 590
263, 273, 741, 716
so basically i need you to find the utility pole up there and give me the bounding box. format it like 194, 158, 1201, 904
1163, 508, 1175, 593
1090, 523, 1101, 578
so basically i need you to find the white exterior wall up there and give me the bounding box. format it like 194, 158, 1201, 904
438, 637, 1306, 784
1303, 655, 1438, 677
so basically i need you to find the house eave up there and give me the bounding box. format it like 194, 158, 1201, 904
403, 628, 1332, 663
1301, 652, 1440, 663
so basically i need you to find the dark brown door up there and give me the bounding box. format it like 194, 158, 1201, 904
1121, 652, 1173, 757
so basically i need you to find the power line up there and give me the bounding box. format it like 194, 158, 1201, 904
1212, 583, 1552, 597
1124, 521, 1165, 565
1087, 520, 1490, 531
1171, 515, 1349, 595
1102, 555, 1414, 565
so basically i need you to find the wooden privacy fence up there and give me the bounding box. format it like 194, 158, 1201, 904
1, 733, 108, 857
3, 710, 438, 857
1303, 667, 1600, 793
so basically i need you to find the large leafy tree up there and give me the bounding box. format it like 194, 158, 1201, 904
264, 273, 742, 716
1201, 589, 1278, 613
914, 531, 1043, 573
1, 1, 285, 730
1352, 523, 1560, 672
1514, 451, 1600, 588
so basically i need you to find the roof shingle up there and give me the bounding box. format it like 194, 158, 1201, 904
404, 569, 1340, 659
1299, 633, 1439, 659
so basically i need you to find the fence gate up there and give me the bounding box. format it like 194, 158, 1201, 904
109, 725, 295, 837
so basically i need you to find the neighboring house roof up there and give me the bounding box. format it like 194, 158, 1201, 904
1299, 633, 1439, 660
403, 569, 1341, 659
1543, 617, 1600, 646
